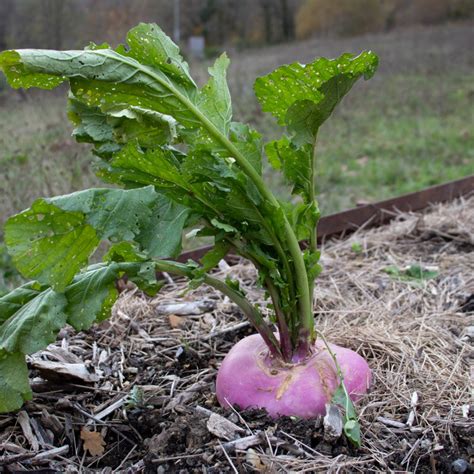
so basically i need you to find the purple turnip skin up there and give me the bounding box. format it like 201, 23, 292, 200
216, 333, 371, 418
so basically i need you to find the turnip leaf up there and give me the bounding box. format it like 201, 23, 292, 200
197, 53, 232, 135
5, 200, 99, 292
0, 259, 162, 412
254, 51, 378, 143
69, 99, 179, 152
0, 282, 42, 325
331, 382, 361, 447
0, 289, 67, 355
267, 138, 315, 202
0, 353, 32, 413
5, 187, 189, 291
122, 23, 196, 88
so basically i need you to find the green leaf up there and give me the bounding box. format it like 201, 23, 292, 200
0, 282, 42, 325
68, 98, 115, 145
68, 98, 179, 153
197, 54, 232, 136
230, 122, 263, 175
331, 382, 361, 447
5, 187, 188, 290
210, 219, 238, 234
255, 51, 378, 143
64, 264, 120, 331
5, 199, 99, 292
0, 50, 66, 90
0, 259, 163, 412
344, 419, 361, 447
104, 242, 148, 263
0, 289, 67, 355
0, 45, 197, 126
104, 142, 187, 189
384, 264, 439, 282
0, 23, 240, 157
108, 106, 179, 146
138, 194, 190, 259
331, 384, 357, 420
266, 138, 313, 201
187, 241, 231, 290
123, 23, 196, 89
0, 353, 32, 413
303, 249, 322, 282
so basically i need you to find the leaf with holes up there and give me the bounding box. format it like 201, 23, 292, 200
5, 186, 189, 290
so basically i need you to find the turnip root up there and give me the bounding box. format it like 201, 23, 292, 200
216, 334, 371, 418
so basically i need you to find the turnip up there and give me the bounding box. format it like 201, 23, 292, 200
0, 23, 378, 445
216, 334, 371, 419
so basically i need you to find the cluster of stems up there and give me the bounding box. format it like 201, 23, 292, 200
105, 51, 318, 363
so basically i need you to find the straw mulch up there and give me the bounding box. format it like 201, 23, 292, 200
0, 196, 472, 473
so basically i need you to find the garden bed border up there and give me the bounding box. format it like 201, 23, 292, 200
177, 175, 474, 263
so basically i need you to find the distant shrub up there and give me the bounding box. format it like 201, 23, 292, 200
296, 0, 474, 39
296, 0, 385, 39
448, 0, 474, 19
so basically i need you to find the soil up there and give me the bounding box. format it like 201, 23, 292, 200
0, 196, 473, 473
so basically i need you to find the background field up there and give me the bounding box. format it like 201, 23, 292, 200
0, 21, 473, 290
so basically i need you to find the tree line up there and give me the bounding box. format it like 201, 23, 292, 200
0, 0, 472, 53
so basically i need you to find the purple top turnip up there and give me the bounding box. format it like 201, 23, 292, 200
217, 334, 371, 418
0, 23, 378, 444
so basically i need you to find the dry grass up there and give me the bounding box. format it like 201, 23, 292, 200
0, 196, 472, 472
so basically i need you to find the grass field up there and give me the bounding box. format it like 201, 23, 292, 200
0, 21, 473, 290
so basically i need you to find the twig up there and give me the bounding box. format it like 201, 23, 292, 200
377, 416, 407, 429
0, 445, 69, 466
72, 403, 136, 446
218, 440, 239, 474
88, 395, 128, 424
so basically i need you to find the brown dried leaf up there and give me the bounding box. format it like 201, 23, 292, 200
80, 428, 105, 456
168, 314, 185, 328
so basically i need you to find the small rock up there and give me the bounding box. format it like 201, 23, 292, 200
246, 448, 266, 470
420, 438, 432, 450
452, 459, 469, 473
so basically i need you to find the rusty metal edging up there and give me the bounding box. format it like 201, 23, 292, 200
177, 175, 474, 263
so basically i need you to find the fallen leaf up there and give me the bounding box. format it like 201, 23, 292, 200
168, 314, 185, 328
80, 428, 105, 456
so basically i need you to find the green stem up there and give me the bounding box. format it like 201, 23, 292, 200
154, 259, 282, 358
174, 95, 312, 338
309, 134, 318, 254
95, 50, 314, 351
264, 277, 292, 361
307, 134, 318, 305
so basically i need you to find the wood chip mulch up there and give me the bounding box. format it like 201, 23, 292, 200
0, 195, 473, 473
